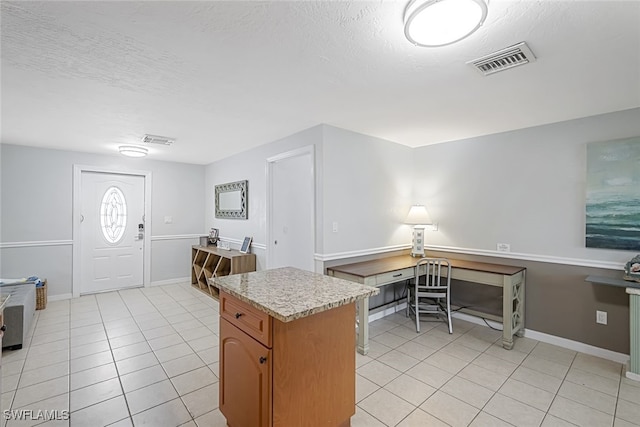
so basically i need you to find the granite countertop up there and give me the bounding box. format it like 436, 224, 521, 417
212, 267, 379, 323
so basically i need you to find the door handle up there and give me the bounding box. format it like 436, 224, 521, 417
259, 356, 267, 364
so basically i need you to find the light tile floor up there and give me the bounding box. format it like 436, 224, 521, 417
1, 282, 639, 426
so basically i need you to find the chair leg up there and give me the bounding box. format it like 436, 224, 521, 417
406, 286, 410, 318
446, 297, 453, 334
415, 294, 420, 333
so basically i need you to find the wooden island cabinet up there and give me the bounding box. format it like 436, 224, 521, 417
213, 268, 378, 427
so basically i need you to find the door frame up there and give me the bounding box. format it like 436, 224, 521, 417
72, 165, 152, 298
266, 145, 315, 270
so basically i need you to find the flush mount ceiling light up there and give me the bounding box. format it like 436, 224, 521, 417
404, 0, 489, 47
118, 145, 148, 158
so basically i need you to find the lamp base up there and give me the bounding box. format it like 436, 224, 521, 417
411, 226, 425, 258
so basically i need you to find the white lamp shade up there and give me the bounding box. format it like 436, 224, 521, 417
119, 145, 148, 158
404, 0, 488, 47
405, 205, 432, 225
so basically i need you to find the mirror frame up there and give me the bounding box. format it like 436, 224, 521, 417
215, 180, 248, 219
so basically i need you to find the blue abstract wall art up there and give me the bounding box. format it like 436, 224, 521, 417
586, 137, 640, 250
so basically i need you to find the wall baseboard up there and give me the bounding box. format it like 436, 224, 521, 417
48, 293, 73, 302
149, 277, 191, 287
523, 328, 629, 364
625, 363, 640, 381
385, 307, 630, 365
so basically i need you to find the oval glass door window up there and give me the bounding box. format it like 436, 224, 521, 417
100, 186, 127, 244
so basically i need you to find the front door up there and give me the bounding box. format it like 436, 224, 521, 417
80, 172, 145, 294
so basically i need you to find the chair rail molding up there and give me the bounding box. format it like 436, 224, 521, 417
0, 240, 73, 249
316, 243, 625, 270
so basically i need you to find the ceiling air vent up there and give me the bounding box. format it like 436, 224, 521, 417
467, 42, 536, 76
141, 134, 175, 145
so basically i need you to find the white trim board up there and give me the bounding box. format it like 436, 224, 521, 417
386, 307, 629, 365
150, 277, 191, 287
151, 234, 201, 241
524, 328, 629, 365
451, 311, 629, 364
318, 244, 625, 270
0, 240, 73, 249
48, 293, 73, 302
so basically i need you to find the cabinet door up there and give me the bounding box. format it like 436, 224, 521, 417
220, 318, 272, 427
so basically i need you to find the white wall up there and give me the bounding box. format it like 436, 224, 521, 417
0, 144, 205, 297
412, 107, 640, 267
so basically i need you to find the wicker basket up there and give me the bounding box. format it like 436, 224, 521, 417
36, 279, 47, 310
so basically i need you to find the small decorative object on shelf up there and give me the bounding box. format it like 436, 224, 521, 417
624, 254, 640, 282
240, 236, 252, 254
209, 228, 219, 245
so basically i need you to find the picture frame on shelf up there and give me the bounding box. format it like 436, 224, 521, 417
209, 228, 219, 245
240, 236, 252, 254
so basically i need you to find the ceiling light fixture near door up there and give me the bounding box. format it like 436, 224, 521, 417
118, 145, 148, 158
404, 0, 489, 47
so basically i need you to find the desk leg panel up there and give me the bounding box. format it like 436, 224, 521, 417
502, 275, 514, 350
628, 290, 640, 378
515, 272, 525, 338
502, 273, 525, 349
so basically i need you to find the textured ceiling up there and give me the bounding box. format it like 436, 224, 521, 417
2, 1, 639, 165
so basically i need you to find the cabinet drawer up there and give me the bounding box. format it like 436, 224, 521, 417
375, 267, 414, 286
220, 292, 272, 348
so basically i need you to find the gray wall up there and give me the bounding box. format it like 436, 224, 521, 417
0, 144, 205, 297
413, 107, 640, 265
410, 108, 640, 354
204, 125, 324, 270
204, 124, 415, 270
321, 126, 414, 255
2, 107, 638, 354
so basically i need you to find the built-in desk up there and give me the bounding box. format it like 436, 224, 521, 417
327, 254, 526, 354
586, 275, 640, 382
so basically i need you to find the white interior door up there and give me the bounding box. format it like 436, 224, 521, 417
80, 172, 145, 294
268, 148, 315, 271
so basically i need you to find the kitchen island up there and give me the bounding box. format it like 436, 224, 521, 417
212, 267, 378, 427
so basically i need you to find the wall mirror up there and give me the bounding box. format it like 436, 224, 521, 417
215, 180, 248, 219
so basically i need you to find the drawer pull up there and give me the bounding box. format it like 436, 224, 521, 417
235, 312, 243, 319
259, 356, 267, 364
392, 273, 403, 278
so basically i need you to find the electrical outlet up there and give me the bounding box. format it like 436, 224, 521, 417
332, 221, 338, 233
596, 310, 607, 325
164, 216, 173, 224
497, 243, 511, 252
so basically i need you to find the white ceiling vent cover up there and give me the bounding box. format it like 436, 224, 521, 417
141, 134, 175, 145
468, 42, 536, 76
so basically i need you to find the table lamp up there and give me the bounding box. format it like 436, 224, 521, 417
405, 205, 432, 257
